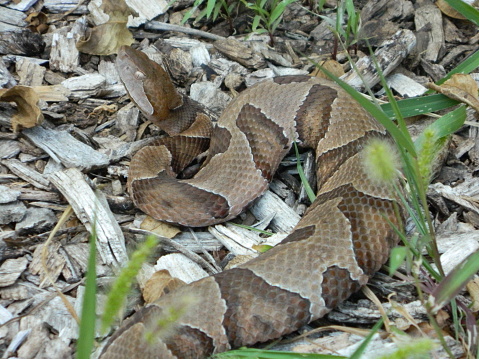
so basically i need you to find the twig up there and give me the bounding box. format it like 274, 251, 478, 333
145, 21, 226, 41
128, 227, 220, 275
189, 228, 222, 273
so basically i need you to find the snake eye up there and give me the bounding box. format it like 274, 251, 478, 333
134, 71, 146, 80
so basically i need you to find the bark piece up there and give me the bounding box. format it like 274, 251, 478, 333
49, 17, 87, 72
0, 57, 17, 88
15, 58, 46, 87
48, 168, 128, 266
0, 185, 21, 203
250, 190, 301, 233
360, 0, 414, 23
166, 47, 193, 84
0, 201, 27, 224
214, 38, 266, 69
61, 73, 106, 99
0, 140, 21, 159
0, 256, 28, 287
0, 30, 44, 55
0, 7, 27, 32
42, 0, 89, 13
15, 207, 57, 235
414, 5, 445, 62
154, 253, 209, 284
341, 29, 417, 90
386, 73, 427, 97
2, 159, 50, 190
22, 126, 110, 171
190, 81, 231, 114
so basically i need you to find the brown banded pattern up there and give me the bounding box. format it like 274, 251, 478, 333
101, 46, 403, 359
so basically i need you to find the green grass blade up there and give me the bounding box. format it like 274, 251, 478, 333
377, 338, 435, 359
349, 318, 384, 359
380, 94, 459, 119
206, 0, 216, 19
444, 0, 479, 26
414, 105, 466, 150
294, 142, 316, 203
76, 230, 97, 359
101, 235, 159, 333
389, 246, 408, 276
431, 249, 479, 312
436, 49, 479, 85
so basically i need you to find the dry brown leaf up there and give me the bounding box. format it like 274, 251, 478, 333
0, 86, 44, 132
77, 0, 136, 55
466, 276, 479, 312
436, 0, 467, 19
435, 309, 450, 328
140, 216, 181, 238
143, 269, 186, 303
427, 73, 479, 113
436, 0, 479, 19
25, 12, 49, 34
311, 60, 345, 79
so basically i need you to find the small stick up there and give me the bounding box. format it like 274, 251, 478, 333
145, 21, 226, 41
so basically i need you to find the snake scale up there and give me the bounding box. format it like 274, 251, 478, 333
100, 45, 402, 358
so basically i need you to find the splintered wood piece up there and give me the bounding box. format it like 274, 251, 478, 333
414, 4, 445, 62
1, 159, 51, 190
341, 29, 416, 90
22, 126, 110, 171
49, 168, 128, 266
250, 190, 301, 233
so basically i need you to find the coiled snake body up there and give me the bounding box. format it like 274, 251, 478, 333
100, 46, 402, 359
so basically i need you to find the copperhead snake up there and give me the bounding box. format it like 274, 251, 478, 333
100, 45, 402, 358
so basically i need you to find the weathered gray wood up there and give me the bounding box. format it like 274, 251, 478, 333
214, 38, 266, 69
146, 21, 224, 41
0, 56, 16, 87
61, 73, 106, 99
49, 17, 87, 72
15, 58, 46, 86
42, 0, 88, 14
0, 6, 26, 31
414, 4, 445, 62
1, 159, 51, 190
0, 256, 28, 287
341, 29, 417, 90
0, 30, 44, 55
250, 190, 301, 233
22, 126, 110, 171
49, 168, 128, 266
386, 73, 427, 97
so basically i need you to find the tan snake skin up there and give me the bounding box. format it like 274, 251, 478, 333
100, 46, 402, 359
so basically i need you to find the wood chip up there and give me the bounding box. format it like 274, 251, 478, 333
1, 159, 50, 190
22, 126, 110, 171
0, 256, 28, 287
154, 253, 209, 284
341, 29, 417, 90
48, 168, 128, 266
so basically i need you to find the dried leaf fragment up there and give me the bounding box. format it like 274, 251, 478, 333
0, 86, 44, 132
436, 0, 479, 19
311, 59, 345, 79
25, 12, 49, 34
77, 0, 136, 55
427, 74, 479, 113
143, 269, 186, 303
140, 216, 181, 238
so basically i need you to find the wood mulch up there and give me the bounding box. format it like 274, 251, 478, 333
0, 0, 478, 357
